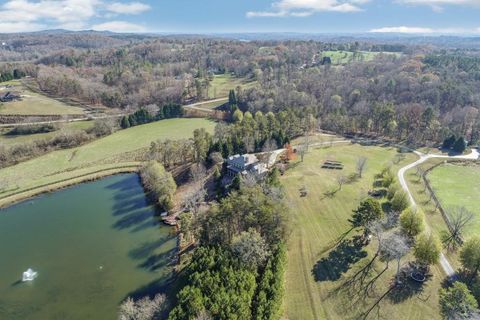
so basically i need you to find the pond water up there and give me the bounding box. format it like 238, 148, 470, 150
0, 174, 177, 320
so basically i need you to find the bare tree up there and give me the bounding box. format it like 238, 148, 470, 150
443, 206, 474, 251
118, 294, 167, 320
356, 157, 367, 178
380, 231, 410, 283
184, 188, 207, 215
262, 138, 277, 152
190, 163, 207, 185
298, 145, 307, 162
337, 175, 348, 191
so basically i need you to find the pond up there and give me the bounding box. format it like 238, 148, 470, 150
0, 174, 177, 320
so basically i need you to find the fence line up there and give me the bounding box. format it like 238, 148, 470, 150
421, 161, 463, 244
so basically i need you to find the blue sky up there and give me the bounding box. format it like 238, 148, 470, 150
0, 0, 479, 34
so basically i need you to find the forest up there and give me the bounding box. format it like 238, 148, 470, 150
1, 32, 479, 147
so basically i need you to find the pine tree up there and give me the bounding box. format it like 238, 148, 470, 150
453, 137, 467, 153
120, 116, 130, 129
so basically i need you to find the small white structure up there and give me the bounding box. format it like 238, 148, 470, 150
22, 268, 38, 282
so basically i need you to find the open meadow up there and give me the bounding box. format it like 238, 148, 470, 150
0, 121, 94, 147
0, 118, 215, 206
208, 74, 256, 99
427, 163, 480, 238
281, 143, 444, 320
320, 51, 402, 65
0, 80, 85, 115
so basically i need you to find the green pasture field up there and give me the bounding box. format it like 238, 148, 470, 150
0, 121, 94, 147
0, 118, 215, 203
0, 80, 85, 115
427, 163, 480, 238
281, 143, 443, 320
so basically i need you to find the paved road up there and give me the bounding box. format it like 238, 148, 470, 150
397, 148, 479, 278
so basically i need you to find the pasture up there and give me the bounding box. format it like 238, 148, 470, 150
281, 143, 443, 320
427, 163, 480, 238
320, 51, 401, 65
0, 121, 94, 147
0, 80, 85, 115
208, 74, 256, 99
0, 118, 215, 205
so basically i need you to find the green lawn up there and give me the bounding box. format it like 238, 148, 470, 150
320, 51, 401, 65
0, 118, 215, 202
427, 163, 480, 238
0, 80, 85, 115
208, 74, 256, 99
281, 143, 442, 320
0, 121, 94, 147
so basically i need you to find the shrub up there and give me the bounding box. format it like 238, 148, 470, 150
400, 208, 425, 237
414, 232, 442, 267
391, 190, 409, 212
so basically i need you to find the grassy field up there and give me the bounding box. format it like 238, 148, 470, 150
281, 143, 443, 320
320, 51, 401, 65
196, 98, 228, 110
427, 163, 480, 237
0, 80, 85, 115
208, 74, 256, 99
0, 121, 94, 147
0, 118, 215, 206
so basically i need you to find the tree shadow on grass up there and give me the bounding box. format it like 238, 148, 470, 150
387, 266, 432, 304
312, 236, 367, 282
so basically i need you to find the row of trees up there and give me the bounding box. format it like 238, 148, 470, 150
120, 103, 184, 129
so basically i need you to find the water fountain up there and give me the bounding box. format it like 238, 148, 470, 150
22, 268, 38, 282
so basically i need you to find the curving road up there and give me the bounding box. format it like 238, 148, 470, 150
397, 148, 480, 277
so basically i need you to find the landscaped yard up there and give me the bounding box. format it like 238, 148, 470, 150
281, 143, 443, 320
0, 80, 85, 115
0, 118, 215, 205
427, 163, 480, 238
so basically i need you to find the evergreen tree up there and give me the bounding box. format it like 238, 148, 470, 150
443, 135, 456, 149
453, 137, 467, 153
120, 116, 130, 129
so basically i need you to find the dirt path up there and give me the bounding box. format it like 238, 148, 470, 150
397, 148, 479, 277
0, 98, 229, 128
182, 97, 227, 113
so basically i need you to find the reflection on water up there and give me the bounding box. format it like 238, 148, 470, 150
0, 174, 176, 320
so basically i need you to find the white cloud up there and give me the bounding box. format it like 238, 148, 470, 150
370, 26, 480, 34
106, 2, 151, 15
246, 0, 367, 18
92, 20, 146, 33
0, 21, 47, 33
370, 26, 435, 33
0, 0, 151, 32
396, 0, 480, 11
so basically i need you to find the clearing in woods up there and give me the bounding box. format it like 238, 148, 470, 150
208, 74, 256, 99
0, 80, 85, 115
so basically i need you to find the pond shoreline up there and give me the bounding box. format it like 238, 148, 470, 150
0, 165, 140, 209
